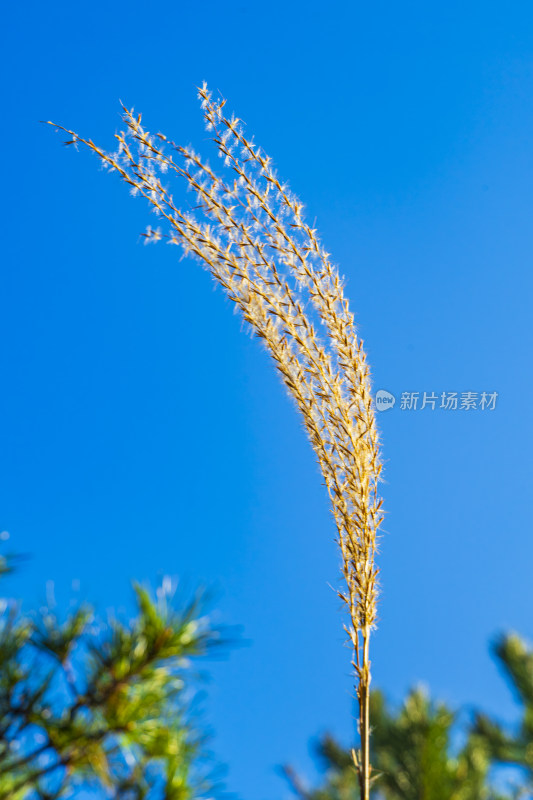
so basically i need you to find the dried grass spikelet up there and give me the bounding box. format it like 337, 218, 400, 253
47, 84, 384, 800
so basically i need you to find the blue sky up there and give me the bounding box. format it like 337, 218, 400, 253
2, 1, 533, 798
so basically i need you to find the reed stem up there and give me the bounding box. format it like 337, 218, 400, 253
360, 629, 371, 800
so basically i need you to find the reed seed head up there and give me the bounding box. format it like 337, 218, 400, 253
47, 86, 385, 793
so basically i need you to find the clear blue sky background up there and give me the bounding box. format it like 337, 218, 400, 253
2, 1, 533, 798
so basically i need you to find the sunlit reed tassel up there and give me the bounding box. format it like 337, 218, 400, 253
46, 85, 384, 800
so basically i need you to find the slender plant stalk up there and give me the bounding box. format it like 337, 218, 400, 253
47, 85, 384, 799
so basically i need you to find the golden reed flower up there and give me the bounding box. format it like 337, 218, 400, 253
47, 85, 384, 799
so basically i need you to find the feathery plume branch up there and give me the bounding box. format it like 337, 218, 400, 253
46, 84, 384, 800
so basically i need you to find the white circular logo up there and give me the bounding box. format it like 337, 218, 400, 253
375, 389, 396, 411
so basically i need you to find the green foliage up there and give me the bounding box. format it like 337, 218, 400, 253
284, 633, 533, 799
6, 532, 533, 800
283, 687, 513, 800
474, 633, 533, 791
0, 561, 223, 800
367, 689, 503, 800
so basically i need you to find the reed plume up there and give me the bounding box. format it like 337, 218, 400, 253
46, 85, 384, 800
